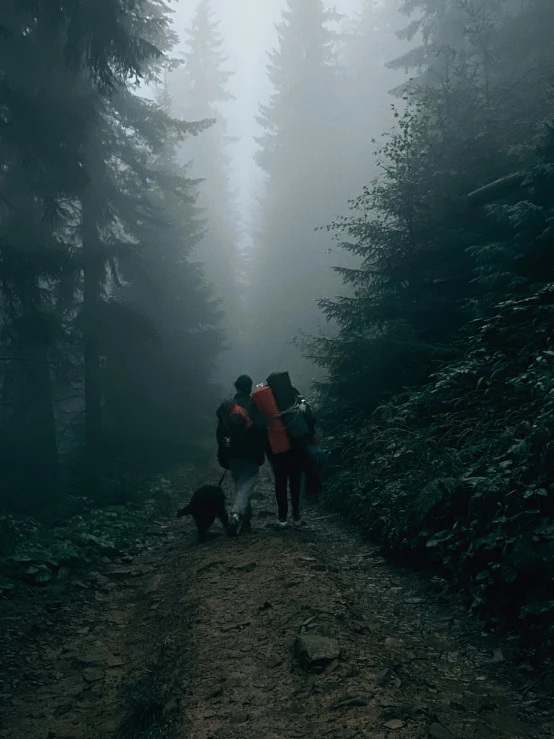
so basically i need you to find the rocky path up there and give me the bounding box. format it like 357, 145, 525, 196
2, 469, 554, 739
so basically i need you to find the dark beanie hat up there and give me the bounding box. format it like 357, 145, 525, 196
234, 375, 253, 394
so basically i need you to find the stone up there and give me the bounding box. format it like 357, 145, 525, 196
234, 561, 257, 573
384, 719, 404, 730
103, 611, 125, 625
75, 650, 105, 665
221, 621, 251, 633
230, 712, 249, 724
106, 568, 136, 580
98, 719, 119, 733
196, 560, 225, 575
82, 669, 104, 683
294, 634, 340, 673
144, 575, 163, 594
329, 694, 369, 710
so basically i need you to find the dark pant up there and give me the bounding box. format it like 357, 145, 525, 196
272, 448, 305, 521
304, 445, 324, 496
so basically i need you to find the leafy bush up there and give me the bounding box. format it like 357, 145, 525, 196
0, 475, 176, 595
321, 114, 554, 650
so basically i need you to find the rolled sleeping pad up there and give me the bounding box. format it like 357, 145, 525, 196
252, 385, 291, 454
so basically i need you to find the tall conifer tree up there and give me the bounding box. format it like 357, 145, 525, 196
0, 0, 225, 506
337, 0, 406, 196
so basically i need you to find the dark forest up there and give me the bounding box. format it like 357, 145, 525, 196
2, 2, 554, 738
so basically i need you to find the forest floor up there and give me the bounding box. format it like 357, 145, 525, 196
2, 468, 554, 739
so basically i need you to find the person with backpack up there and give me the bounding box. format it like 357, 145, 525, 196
255, 372, 321, 529
216, 375, 267, 536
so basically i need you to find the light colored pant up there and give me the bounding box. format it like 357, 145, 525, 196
228, 458, 259, 520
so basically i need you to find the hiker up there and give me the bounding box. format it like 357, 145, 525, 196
216, 375, 267, 536
260, 373, 319, 528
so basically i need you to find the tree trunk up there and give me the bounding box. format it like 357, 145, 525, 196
82, 185, 103, 464
0, 338, 58, 511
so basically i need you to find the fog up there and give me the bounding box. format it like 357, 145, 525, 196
170, 0, 363, 226
0, 0, 411, 497
164, 0, 406, 391
9, 0, 551, 493
171, 0, 289, 238
3, 5, 554, 727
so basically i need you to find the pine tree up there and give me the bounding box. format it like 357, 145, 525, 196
389, 0, 512, 93
337, 0, 406, 196
312, 2, 554, 642
0, 0, 224, 505
168, 0, 242, 379
390, 0, 472, 84
99, 82, 223, 464
311, 0, 526, 420
0, 0, 103, 502
250, 0, 343, 384
74, 0, 174, 466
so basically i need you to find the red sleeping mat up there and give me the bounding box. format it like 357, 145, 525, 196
252, 385, 291, 455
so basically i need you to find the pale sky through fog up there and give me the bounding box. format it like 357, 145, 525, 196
169, 0, 362, 246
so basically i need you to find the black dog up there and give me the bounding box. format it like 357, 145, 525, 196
177, 482, 229, 543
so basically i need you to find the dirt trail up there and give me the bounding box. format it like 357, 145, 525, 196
2, 470, 554, 739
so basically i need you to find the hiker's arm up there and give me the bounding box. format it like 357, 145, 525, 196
216, 420, 225, 445
216, 421, 229, 468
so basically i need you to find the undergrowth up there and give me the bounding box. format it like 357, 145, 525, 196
325, 286, 554, 655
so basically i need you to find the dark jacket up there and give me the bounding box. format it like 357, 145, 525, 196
217, 392, 267, 466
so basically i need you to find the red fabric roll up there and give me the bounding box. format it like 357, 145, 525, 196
252, 385, 291, 454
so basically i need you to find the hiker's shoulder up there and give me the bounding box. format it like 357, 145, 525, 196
233, 391, 251, 408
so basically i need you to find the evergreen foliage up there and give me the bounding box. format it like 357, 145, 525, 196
0, 0, 222, 510
315, 0, 554, 646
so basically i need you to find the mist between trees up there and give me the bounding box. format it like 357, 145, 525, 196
2, 0, 554, 646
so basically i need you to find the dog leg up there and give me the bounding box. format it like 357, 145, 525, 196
197, 525, 208, 544
218, 507, 230, 531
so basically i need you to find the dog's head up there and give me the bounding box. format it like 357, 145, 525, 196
177, 503, 192, 518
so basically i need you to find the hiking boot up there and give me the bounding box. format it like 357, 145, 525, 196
292, 516, 308, 529
274, 519, 288, 530
227, 513, 240, 537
